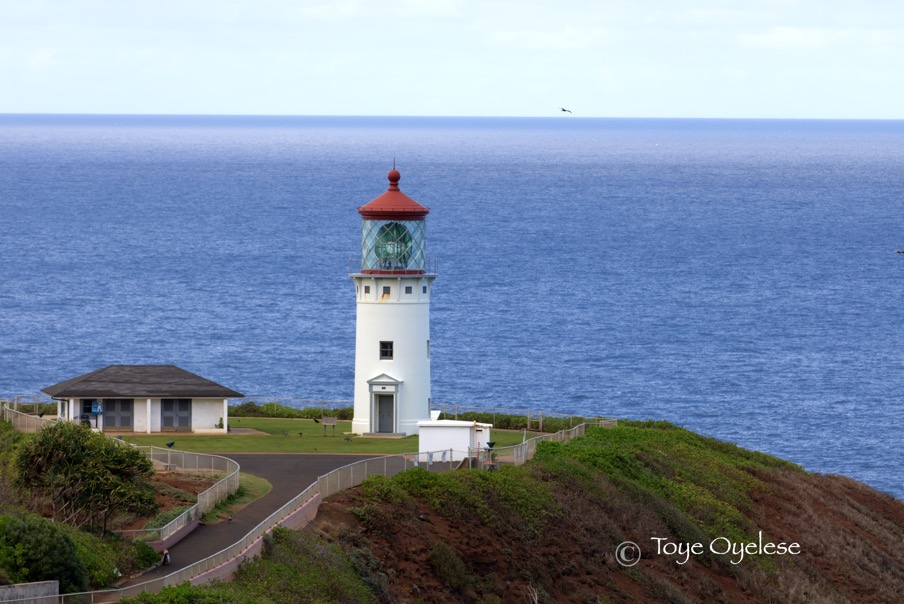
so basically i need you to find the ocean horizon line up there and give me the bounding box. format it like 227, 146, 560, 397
1, 112, 902, 125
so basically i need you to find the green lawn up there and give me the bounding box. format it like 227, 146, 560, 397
116, 417, 530, 454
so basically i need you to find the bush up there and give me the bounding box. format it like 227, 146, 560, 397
0, 422, 24, 505
14, 421, 158, 531
359, 475, 410, 505
110, 538, 161, 576
428, 542, 472, 592
0, 512, 88, 593
228, 402, 353, 421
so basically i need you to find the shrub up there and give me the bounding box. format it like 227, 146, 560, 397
14, 421, 158, 531
0, 513, 88, 593
228, 401, 354, 420
110, 538, 161, 576
428, 542, 472, 592
359, 474, 409, 505
0, 421, 24, 505
64, 527, 122, 589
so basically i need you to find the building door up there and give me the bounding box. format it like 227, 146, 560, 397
376, 394, 394, 433
103, 399, 133, 431
161, 398, 192, 432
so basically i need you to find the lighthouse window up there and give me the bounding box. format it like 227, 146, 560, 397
422, 286, 427, 294
380, 341, 394, 360
382, 286, 391, 295
364, 286, 371, 294
405, 286, 412, 294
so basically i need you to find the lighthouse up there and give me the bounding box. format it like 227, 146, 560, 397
350, 169, 436, 436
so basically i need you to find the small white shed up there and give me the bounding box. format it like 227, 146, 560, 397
417, 419, 493, 462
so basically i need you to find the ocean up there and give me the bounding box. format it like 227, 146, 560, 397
1, 114, 902, 497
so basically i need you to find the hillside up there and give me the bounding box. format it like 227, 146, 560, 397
302, 421, 904, 603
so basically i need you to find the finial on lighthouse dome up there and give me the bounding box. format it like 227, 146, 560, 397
388, 168, 401, 190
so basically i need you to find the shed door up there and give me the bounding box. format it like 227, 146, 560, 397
104, 399, 133, 431
161, 398, 192, 432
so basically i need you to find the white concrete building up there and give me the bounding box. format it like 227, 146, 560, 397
42, 365, 243, 434
350, 169, 436, 436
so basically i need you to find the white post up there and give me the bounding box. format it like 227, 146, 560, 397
222, 398, 229, 433
146, 399, 152, 434
69, 398, 76, 421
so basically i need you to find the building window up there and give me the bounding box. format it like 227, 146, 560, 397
380, 341, 394, 360
405, 286, 412, 294
382, 286, 391, 295
364, 285, 371, 294
422, 286, 427, 294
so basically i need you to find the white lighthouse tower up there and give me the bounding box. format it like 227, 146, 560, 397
350, 169, 436, 436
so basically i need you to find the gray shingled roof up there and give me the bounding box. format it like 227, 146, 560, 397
42, 365, 245, 399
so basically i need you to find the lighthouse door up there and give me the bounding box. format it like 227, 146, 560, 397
376, 395, 395, 433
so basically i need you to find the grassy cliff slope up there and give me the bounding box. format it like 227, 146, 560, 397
305, 421, 904, 603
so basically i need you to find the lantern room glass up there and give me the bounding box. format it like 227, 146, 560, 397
361, 219, 426, 272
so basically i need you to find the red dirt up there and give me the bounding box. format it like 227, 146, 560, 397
117, 471, 217, 532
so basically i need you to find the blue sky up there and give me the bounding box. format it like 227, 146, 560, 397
1, 0, 902, 118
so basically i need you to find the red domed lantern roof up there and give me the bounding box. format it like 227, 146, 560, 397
358, 169, 430, 220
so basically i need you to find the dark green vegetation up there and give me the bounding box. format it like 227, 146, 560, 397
116, 420, 904, 602
228, 401, 353, 420
0, 511, 86, 592
0, 420, 162, 593
0, 509, 159, 592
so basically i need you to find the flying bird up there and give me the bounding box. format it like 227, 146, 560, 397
559, 107, 572, 114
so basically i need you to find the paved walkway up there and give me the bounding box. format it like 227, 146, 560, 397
120, 453, 375, 587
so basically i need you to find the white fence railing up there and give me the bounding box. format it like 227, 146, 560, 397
1, 401, 57, 432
